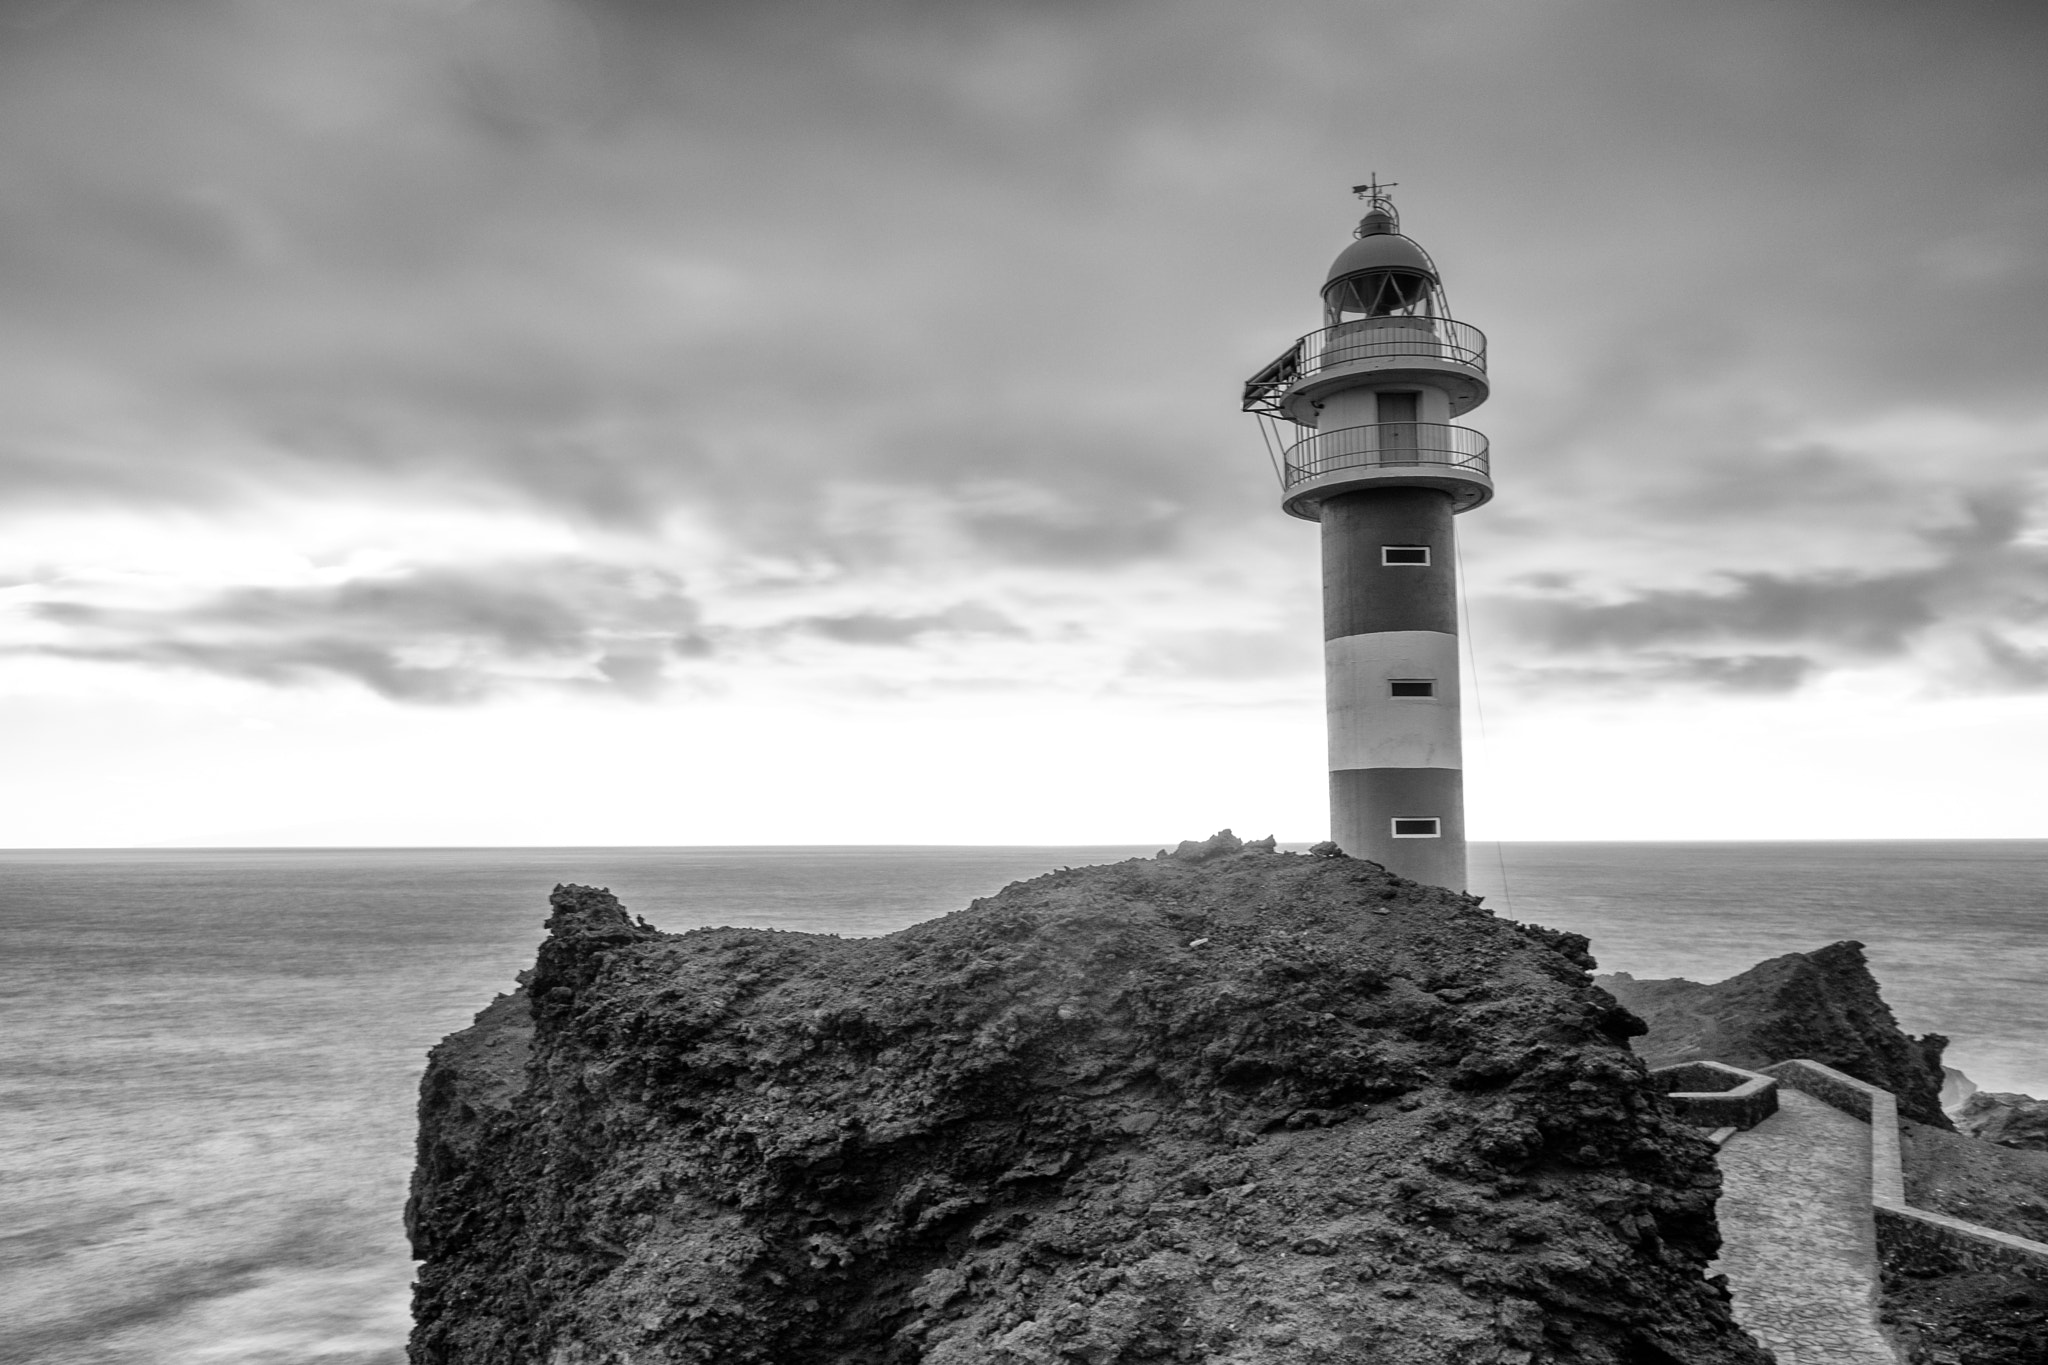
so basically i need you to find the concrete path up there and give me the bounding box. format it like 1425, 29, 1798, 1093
1710, 1087, 1899, 1364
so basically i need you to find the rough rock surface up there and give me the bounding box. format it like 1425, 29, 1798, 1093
1879, 1269, 2048, 1365
1900, 1119, 2048, 1245
409, 845, 1769, 1365
1954, 1091, 2048, 1153
1598, 941, 1952, 1128
1884, 1121, 2048, 1365
1882, 1122, 2048, 1365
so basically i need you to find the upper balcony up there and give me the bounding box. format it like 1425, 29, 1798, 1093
1243, 317, 1488, 423
1279, 421, 1492, 521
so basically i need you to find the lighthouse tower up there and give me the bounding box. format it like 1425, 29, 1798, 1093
1243, 182, 1490, 889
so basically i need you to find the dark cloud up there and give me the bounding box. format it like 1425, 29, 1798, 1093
0, 5, 2029, 519
1670, 654, 1816, 694
1489, 497, 2048, 691
0, 0, 1280, 563
794, 605, 1022, 646
1625, 446, 1918, 526
962, 501, 1189, 568
17, 560, 1052, 700
24, 559, 709, 703
1505, 571, 1938, 657
1974, 632, 2048, 692
1506, 653, 1817, 697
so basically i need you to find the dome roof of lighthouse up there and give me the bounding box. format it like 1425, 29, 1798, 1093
1322, 231, 1438, 292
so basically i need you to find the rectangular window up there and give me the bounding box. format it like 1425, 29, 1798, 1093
1381, 546, 1430, 566
1390, 818, 1442, 838
1388, 679, 1435, 698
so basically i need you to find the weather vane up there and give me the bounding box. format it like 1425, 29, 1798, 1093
1349, 174, 1399, 235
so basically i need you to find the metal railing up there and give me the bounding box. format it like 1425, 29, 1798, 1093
1243, 317, 1487, 416
1282, 422, 1490, 489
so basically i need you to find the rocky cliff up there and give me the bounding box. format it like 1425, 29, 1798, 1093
1598, 941, 1952, 1128
1954, 1092, 2048, 1153
408, 841, 1767, 1365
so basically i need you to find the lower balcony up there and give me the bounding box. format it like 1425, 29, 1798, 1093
1280, 422, 1492, 519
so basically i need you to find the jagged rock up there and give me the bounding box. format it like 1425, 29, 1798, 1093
1598, 940, 1953, 1128
1164, 828, 1246, 862
1955, 1091, 2048, 1152
1942, 1065, 1979, 1115
409, 853, 1770, 1365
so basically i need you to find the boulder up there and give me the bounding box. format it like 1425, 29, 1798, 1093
1164, 828, 1245, 862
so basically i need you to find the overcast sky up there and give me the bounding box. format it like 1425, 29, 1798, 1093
2, 0, 2045, 846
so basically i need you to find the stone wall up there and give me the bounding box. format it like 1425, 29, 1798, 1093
1766, 1058, 2048, 1286
1652, 1062, 1778, 1131
1877, 1206, 2048, 1287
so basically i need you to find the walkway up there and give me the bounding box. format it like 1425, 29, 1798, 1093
1710, 1087, 1899, 1364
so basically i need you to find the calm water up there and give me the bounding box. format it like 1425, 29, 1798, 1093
1, 842, 2042, 1364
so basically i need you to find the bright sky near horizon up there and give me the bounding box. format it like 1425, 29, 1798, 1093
2, 0, 2045, 847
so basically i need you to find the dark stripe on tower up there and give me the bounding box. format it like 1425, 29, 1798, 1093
1321, 487, 1457, 640
1329, 767, 1466, 888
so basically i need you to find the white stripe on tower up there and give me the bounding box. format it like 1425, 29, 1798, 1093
1324, 631, 1462, 771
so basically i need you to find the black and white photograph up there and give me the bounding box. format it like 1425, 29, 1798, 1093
2, 2, 2045, 1362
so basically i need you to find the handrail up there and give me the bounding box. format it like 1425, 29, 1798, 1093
1242, 317, 1487, 416
1282, 422, 1489, 489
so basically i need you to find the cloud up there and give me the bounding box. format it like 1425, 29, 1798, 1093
1487, 497, 2048, 693
1504, 571, 1938, 657
1507, 653, 1817, 698
23, 559, 709, 703
2, 2, 2029, 547
2, 0, 2047, 724
793, 604, 1022, 646
1973, 632, 2048, 692
1127, 629, 1318, 682
0, 0, 1280, 561
1624, 446, 1919, 528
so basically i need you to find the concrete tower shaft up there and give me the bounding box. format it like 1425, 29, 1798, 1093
1320, 486, 1465, 888
1242, 187, 1490, 889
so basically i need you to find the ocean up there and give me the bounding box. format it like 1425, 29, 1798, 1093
2, 841, 2042, 1365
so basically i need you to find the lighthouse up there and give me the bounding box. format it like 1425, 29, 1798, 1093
1243, 181, 1491, 889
